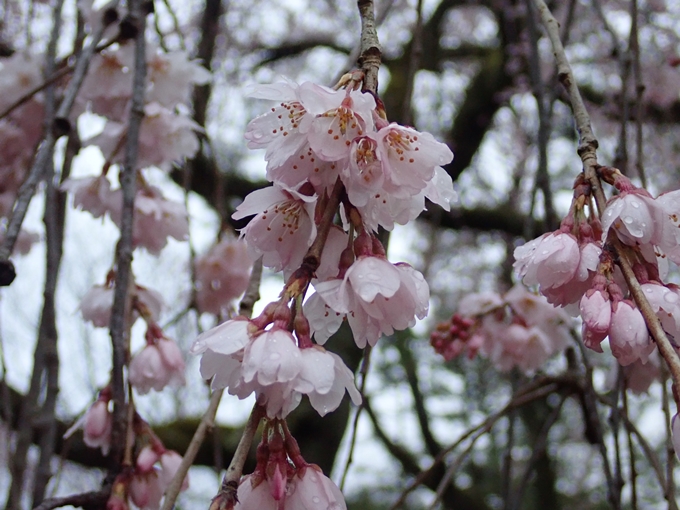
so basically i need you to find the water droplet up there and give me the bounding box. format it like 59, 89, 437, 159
664, 292, 679, 304
645, 288, 653, 293
308, 474, 318, 482
630, 201, 640, 209
623, 217, 634, 225
541, 250, 549, 255
270, 352, 281, 360
312, 497, 321, 504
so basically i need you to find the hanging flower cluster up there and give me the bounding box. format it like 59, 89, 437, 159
210, 420, 347, 510
430, 285, 571, 373
513, 168, 680, 367
192, 76, 455, 419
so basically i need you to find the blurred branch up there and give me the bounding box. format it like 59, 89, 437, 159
5, 0, 65, 505
395, 333, 442, 458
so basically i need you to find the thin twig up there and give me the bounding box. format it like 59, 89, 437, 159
161, 257, 264, 510
630, 0, 646, 187
32, 490, 109, 510
223, 404, 266, 486
390, 379, 566, 509
109, 0, 147, 471
340, 345, 372, 490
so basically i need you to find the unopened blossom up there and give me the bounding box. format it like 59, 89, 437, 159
232, 184, 317, 272
655, 189, 680, 264
514, 232, 580, 289
284, 467, 347, 510
235, 475, 277, 510
159, 450, 189, 491
195, 236, 253, 315
64, 398, 113, 455
640, 282, 680, 341
609, 300, 655, 366
580, 288, 611, 335
128, 337, 186, 394
129, 469, 163, 510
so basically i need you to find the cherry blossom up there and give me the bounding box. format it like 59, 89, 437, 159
194, 235, 253, 316
61, 175, 121, 219
128, 335, 186, 394
608, 300, 655, 366
64, 394, 113, 455
232, 184, 317, 272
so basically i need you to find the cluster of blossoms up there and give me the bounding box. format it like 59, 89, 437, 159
65, 389, 189, 509
430, 285, 571, 373
211, 421, 346, 510
513, 169, 680, 368
190, 75, 455, 507
193, 76, 455, 416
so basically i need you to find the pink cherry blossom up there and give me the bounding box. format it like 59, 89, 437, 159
304, 292, 344, 345
61, 175, 121, 219
159, 450, 189, 491
190, 317, 253, 356
128, 337, 186, 394
601, 191, 676, 256
621, 353, 660, 394
232, 184, 317, 272
136, 445, 160, 472
112, 186, 188, 255
285, 467, 347, 510
609, 300, 655, 366
307, 93, 375, 162
195, 236, 253, 316
241, 328, 302, 386
146, 49, 212, 107
580, 289, 611, 334
80, 283, 164, 328
244, 80, 344, 170
82, 399, 112, 454
129, 469, 164, 510
314, 257, 429, 347
374, 123, 453, 196
306, 352, 361, 417
235, 475, 277, 510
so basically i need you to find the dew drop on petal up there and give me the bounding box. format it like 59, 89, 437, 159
623, 217, 634, 225
270, 352, 281, 360
312, 497, 321, 504
665, 293, 679, 304
631, 201, 640, 209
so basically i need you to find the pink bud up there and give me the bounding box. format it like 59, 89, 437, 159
136, 445, 160, 473
609, 301, 655, 366
83, 400, 112, 455
160, 450, 189, 491
580, 289, 611, 334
